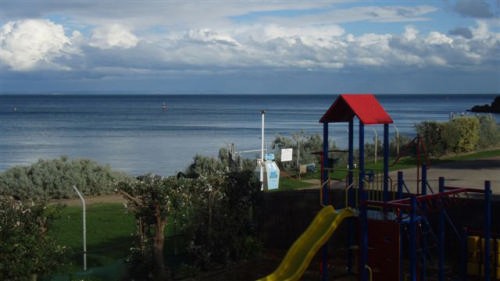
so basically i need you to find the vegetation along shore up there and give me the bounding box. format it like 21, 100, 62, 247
0, 115, 499, 281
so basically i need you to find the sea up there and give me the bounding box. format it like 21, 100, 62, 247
0, 94, 498, 176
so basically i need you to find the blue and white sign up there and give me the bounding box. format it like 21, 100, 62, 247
265, 155, 280, 190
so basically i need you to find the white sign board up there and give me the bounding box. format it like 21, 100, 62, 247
281, 148, 293, 162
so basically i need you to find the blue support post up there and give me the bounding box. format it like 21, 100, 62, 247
438, 177, 445, 281
484, 180, 492, 281
398, 172, 404, 281
359, 122, 369, 281
347, 119, 354, 274
322, 122, 329, 205
383, 124, 389, 202
348, 120, 354, 206
400, 222, 404, 281
321, 122, 329, 281
410, 196, 417, 281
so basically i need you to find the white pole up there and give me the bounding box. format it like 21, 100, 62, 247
393, 124, 400, 156
73, 185, 87, 271
260, 110, 265, 190
297, 141, 301, 180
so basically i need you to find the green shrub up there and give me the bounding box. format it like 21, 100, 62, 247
0, 156, 132, 200
477, 115, 500, 148
0, 198, 67, 280
415, 121, 447, 156
416, 116, 498, 156
272, 131, 327, 171
389, 134, 413, 158
118, 170, 261, 278
184, 147, 256, 178
442, 116, 480, 153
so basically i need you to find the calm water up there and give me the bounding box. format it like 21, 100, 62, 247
0, 94, 497, 176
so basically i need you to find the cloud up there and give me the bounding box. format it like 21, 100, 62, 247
89, 24, 139, 49
184, 29, 240, 47
0, 19, 76, 71
1, 17, 497, 77
453, 0, 495, 18
0, 2, 498, 94
326, 5, 438, 23
449, 27, 473, 38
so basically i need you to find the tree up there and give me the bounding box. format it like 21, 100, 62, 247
0, 198, 66, 280
118, 174, 192, 281
184, 170, 261, 268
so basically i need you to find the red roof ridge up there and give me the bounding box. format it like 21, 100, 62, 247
320, 94, 393, 124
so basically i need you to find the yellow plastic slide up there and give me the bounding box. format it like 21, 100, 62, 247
257, 206, 356, 281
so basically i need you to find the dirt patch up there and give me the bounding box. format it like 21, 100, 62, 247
53, 194, 126, 206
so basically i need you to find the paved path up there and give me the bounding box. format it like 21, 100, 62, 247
389, 156, 500, 194
304, 156, 500, 195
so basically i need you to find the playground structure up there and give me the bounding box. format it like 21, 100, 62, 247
256, 206, 356, 281
258, 94, 496, 281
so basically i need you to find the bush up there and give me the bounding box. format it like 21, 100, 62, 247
416, 116, 498, 156
415, 121, 447, 156
442, 116, 479, 153
477, 115, 500, 148
0, 156, 132, 200
389, 134, 413, 158
0, 198, 67, 280
118, 169, 261, 279
184, 147, 256, 178
181, 151, 262, 268
272, 131, 326, 171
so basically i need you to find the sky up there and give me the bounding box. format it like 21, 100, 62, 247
0, 0, 498, 94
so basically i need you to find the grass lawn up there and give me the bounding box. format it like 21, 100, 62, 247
50, 203, 135, 269
434, 147, 500, 163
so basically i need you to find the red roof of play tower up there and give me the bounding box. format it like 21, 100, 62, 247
319, 94, 393, 125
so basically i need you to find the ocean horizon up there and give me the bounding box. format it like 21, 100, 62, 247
0, 93, 497, 176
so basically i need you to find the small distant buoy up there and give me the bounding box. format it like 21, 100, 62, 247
162, 102, 168, 111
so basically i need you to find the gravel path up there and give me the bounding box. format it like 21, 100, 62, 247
389, 156, 500, 194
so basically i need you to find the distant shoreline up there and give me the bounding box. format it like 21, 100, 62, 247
469, 96, 500, 114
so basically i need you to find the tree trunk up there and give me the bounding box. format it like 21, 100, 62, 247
153, 208, 169, 281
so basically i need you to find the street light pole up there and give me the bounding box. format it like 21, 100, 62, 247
260, 110, 265, 190
73, 185, 87, 271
